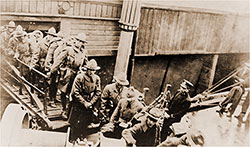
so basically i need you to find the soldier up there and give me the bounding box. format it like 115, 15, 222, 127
101, 86, 145, 139
0, 21, 16, 55
48, 33, 88, 119
7, 30, 32, 81
68, 59, 101, 143
100, 72, 129, 124
161, 80, 194, 141
216, 77, 245, 117
122, 107, 163, 147
44, 31, 65, 107
29, 30, 44, 69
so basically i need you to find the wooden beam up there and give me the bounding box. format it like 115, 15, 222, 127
0, 12, 120, 21
208, 54, 219, 88
114, 31, 133, 76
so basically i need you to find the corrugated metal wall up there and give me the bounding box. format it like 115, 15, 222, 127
135, 7, 249, 55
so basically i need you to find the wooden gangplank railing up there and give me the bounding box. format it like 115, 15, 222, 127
0, 57, 53, 129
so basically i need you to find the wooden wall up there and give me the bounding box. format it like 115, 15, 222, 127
0, 0, 122, 56
69, 18, 121, 56
135, 6, 249, 55
0, 0, 122, 19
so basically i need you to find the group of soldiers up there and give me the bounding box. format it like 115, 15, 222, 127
1, 21, 206, 146
3, 20, 248, 147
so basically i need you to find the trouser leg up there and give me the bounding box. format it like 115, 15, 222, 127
229, 87, 243, 116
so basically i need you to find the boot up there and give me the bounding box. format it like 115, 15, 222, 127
61, 110, 68, 121
49, 101, 57, 108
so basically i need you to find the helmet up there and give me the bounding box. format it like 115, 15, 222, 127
33, 30, 43, 39
8, 21, 15, 28
147, 108, 163, 122
46, 27, 56, 36
84, 59, 100, 70
75, 33, 87, 43
16, 25, 23, 32
15, 30, 26, 38
55, 31, 64, 38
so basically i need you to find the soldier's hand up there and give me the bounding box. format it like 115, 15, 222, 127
85, 102, 92, 109
47, 72, 51, 78
13, 53, 19, 59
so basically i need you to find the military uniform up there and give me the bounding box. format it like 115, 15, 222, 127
8, 33, 32, 64
44, 33, 65, 106
122, 108, 163, 147
100, 83, 128, 123
0, 21, 15, 55
161, 80, 193, 141
101, 95, 145, 139
68, 60, 101, 142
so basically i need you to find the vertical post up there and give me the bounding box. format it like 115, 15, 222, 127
19, 63, 23, 95
114, 0, 142, 77
43, 77, 48, 115
208, 54, 219, 88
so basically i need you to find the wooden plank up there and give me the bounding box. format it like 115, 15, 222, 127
85, 46, 118, 50
87, 35, 120, 41
111, 6, 117, 18
30, 0, 37, 13
151, 10, 162, 54
158, 10, 171, 51
71, 19, 117, 26
37, 0, 44, 13
14, 0, 22, 12
95, 4, 102, 17
51, 0, 58, 14
5, 0, 11, 12
80, 2, 86, 16
117, 6, 122, 18
106, 5, 113, 18
135, 8, 148, 54
71, 24, 120, 31
71, 30, 121, 36
148, 9, 156, 54
84, 40, 119, 46
0, 0, 7, 12
44, 0, 52, 14
9, 0, 15, 12
90, 4, 96, 17
101, 5, 108, 17
145, 9, 153, 54
74, 1, 80, 16
22, 0, 30, 13
85, 3, 91, 16
87, 49, 117, 56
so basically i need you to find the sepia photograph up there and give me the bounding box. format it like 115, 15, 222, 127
0, 0, 249, 146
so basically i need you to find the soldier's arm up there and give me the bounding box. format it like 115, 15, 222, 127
6, 37, 16, 56
109, 100, 122, 123
90, 76, 102, 105
50, 47, 67, 74
100, 86, 110, 118
30, 45, 40, 68
122, 123, 143, 146
45, 41, 58, 69
71, 74, 91, 108
0, 32, 5, 51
